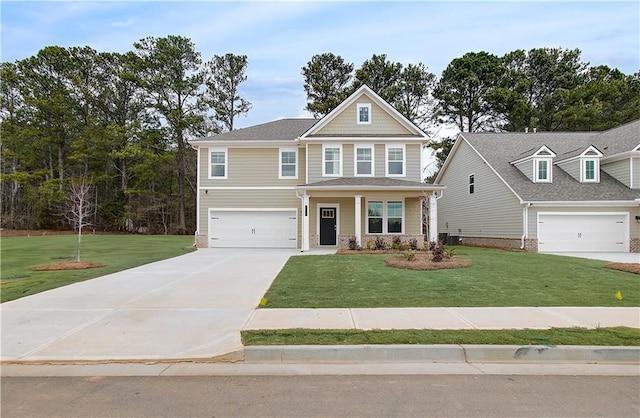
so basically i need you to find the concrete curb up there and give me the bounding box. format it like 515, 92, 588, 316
244, 345, 640, 364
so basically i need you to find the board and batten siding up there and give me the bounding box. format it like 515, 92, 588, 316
312, 92, 413, 136
306, 143, 422, 183
438, 140, 523, 239
198, 189, 300, 236
602, 159, 631, 188
199, 147, 306, 187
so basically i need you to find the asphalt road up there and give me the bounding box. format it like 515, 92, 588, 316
2, 375, 639, 417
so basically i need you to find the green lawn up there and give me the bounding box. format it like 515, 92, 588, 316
1, 234, 195, 303
242, 327, 640, 346
262, 247, 639, 308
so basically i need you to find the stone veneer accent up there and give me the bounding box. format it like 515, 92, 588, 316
195, 234, 207, 248
460, 236, 526, 251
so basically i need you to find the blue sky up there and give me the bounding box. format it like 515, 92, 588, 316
2, 0, 639, 132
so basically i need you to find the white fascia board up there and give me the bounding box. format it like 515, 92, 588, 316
299, 185, 446, 191
301, 136, 426, 143
525, 200, 640, 207
189, 140, 298, 148
601, 151, 640, 164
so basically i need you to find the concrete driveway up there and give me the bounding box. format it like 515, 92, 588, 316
1, 249, 296, 362
549, 252, 640, 263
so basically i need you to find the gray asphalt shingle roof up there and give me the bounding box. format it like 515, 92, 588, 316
192, 118, 320, 141
461, 120, 640, 202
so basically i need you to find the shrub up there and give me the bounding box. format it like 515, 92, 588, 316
444, 247, 457, 259
348, 236, 360, 250
374, 236, 386, 250
404, 250, 416, 261
409, 238, 419, 251
431, 242, 445, 262
391, 236, 402, 250
366, 239, 374, 250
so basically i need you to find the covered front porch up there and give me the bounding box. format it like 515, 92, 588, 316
296, 178, 444, 251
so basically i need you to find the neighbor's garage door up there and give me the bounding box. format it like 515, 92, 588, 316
537, 213, 628, 252
209, 210, 297, 248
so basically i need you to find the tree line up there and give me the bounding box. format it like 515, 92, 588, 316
2, 37, 638, 233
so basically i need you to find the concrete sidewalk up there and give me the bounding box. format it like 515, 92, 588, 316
244, 307, 640, 331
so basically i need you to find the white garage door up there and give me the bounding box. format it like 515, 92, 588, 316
538, 213, 628, 252
209, 210, 297, 248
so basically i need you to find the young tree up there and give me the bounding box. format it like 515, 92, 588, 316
433, 51, 506, 132
205, 53, 251, 131
133, 35, 206, 233
65, 177, 95, 262
301, 53, 354, 117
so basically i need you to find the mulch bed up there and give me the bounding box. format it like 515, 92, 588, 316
32, 262, 106, 271
384, 253, 472, 271
605, 263, 640, 275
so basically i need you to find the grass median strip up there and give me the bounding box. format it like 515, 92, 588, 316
242, 327, 640, 346
262, 247, 640, 308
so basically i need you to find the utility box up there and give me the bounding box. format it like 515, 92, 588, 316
447, 235, 459, 246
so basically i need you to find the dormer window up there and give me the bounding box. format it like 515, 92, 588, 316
583, 159, 597, 182
579, 147, 603, 183
535, 158, 552, 183
357, 103, 371, 124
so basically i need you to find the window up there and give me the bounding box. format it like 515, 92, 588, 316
355, 146, 374, 176
367, 201, 383, 233
387, 146, 405, 176
367, 201, 403, 234
582, 159, 599, 182
357, 103, 371, 124
387, 202, 403, 233
468, 174, 475, 194
323, 146, 342, 176
535, 158, 551, 183
279, 149, 297, 178
209, 149, 227, 178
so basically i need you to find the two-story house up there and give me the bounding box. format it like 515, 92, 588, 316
435, 119, 640, 254
189, 85, 444, 250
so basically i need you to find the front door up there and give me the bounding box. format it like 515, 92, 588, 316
319, 207, 337, 245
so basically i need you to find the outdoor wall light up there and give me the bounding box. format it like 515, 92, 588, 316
636, 215, 640, 223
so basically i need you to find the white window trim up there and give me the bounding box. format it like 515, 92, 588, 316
354, 144, 375, 177
534, 158, 552, 183
279, 147, 298, 179
468, 173, 475, 194
386, 144, 406, 177
366, 199, 405, 235
357, 103, 371, 125
208, 147, 228, 179
322, 144, 343, 177
581, 158, 600, 183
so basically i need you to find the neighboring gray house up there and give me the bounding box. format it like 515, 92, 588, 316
435, 119, 640, 254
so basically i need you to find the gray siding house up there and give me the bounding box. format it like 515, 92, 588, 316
189, 85, 444, 250
436, 120, 640, 254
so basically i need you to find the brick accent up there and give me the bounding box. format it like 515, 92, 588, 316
631, 238, 640, 253
195, 234, 208, 248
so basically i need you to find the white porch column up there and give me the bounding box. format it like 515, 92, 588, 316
354, 195, 362, 247
429, 194, 438, 243
302, 194, 310, 252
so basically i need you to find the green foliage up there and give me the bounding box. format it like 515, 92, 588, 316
205, 53, 251, 131
301, 52, 354, 117
404, 250, 416, 261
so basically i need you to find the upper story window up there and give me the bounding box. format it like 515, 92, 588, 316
209, 148, 227, 179
355, 145, 374, 176
279, 148, 297, 179
386, 145, 405, 177
582, 158, 599, 183
357, 103, 371, 124
468, 174, 475, 194
535, 158, 552, 183
323, 145, 342, 176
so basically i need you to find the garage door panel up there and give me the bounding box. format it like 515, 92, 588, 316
538, 213, 628, 253
210, 210, 297, 248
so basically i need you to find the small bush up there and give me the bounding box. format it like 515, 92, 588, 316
431, 242, 445, 262
366, 239, 374, 250
348, 236, 360, 250
391, 236, 402, 250
409, 238, 419, 251
374, 236, 386, 250
444, 247, 457, 259
404, 250, 416, 261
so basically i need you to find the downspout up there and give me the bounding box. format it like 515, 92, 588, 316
295, 187, 309, 252
520, 203, 531, 249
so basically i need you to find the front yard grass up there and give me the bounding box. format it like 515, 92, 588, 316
1, 234, 195, 303
262, 247, 639, 308
242, 327, 640, 346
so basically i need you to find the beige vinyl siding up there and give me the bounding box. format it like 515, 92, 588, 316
200, 147, 305, 187
528, 206, 639, 241
198, 189, 299, 235
343, 145, 354, 177
405, 143, 422, 181
313, 92, 413, 136
513, 160, 534, 182
404, 197, 422, 234
438, 140, 523, 239
307, 144, 323, 182
556, 160, 580, 181
602, 158, 631, 188
310, 198, 354, 236
375, 144, 385, 176
633, 157, 640, 189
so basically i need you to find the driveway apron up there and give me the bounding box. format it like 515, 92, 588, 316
1, 249, 294, 362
